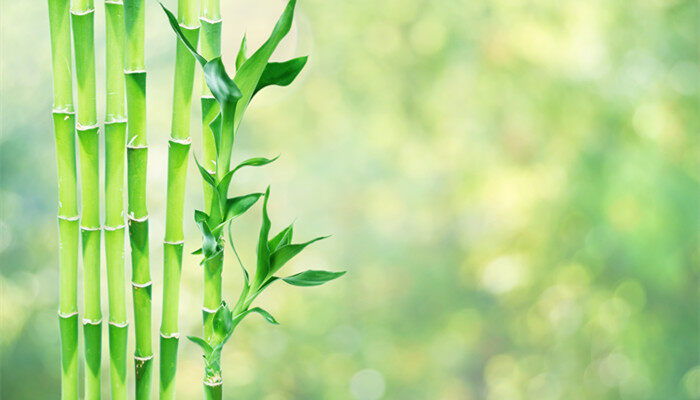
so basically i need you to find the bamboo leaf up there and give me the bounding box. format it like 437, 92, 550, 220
212, 304, 233, 339
160, 4, 206, 66
193, 155, 216, 188
186, 335, 213, 357
209, 113, 222, 156
253, 57, 308, 97
231, 155, 279, 174
283, 270, 346, 287
233, 0, 298, 129
235, 34, 247, 70
245, 307, 279, 325
203, 58, 242, 108
195, 210, 217, 257
224, 193, 264, 223
253, 187, 272, 287
228, 223, 249, 287
269, 236, 330, 276
268, 223, 294, 252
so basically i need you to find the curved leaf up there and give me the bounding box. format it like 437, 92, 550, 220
233, 0, 298, 129
268, 222, 294, 252
269, 235, 330, 276
283, 270, 346, 287
253, 187, 272, 287
232, 155, 279, 175
186, 335, 213, 356
212, 304, 233, 339
225, 192, 264, 222
253, 57, 308, 97
193, 155, 216, 188
203, 58, 242, 108
235, 34, 247, 70
160, 4, 206, 66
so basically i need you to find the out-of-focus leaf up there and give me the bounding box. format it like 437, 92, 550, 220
253, 57, 308, 97
268, 222, 294, 252
235, 35, 247, 70
233, 0, 298, 129
269, 236, 329, 276
282, 270, 346, 287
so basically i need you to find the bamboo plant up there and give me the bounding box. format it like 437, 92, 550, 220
48, 0, 79, 397
124, 0, 153, 397
105, 0, 128, 399
162, 1, 344, 397
159, 0, 200, 398
71, 0, 102, 397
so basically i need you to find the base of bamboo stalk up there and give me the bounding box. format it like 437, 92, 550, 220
59, 312, 79, 400
159, 333, 180, 400
108, 322, 128, 400
83, 319, 102, 400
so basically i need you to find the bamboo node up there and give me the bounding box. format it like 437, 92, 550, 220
104, 224, 126, 231
202, 306, 218, 314
203, 379, 223, 387
124, 69, 147, 74
83, 318, 102, 325
169, 137, 192, 145
58, 310, 79, 318
134, 354, 154, 361
109, 321, 128, 328
52, 108, 75, 114
178, 22, 200, 30
164, 240, 185, 245
58, 214, 80, 221
70, 8, 95, 16
160, 332, 180, 339
201, 95, 215, 100
127, 214, 148, 222
104, 0, 123, 4
199, 17, 223, 24
132, 281, 152, 288
80, 225, 102, 231
76, 123, 100, 131
105, 117, 127, 125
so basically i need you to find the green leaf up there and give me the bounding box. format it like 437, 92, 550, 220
233, 0, 298, 130
194, 210, 217, 257
253, 57, 308, 97
283, 270, 346, 287
253, 187, 272, 288
269, 236, 330, 276
268, 222, 294, 252
231, 155, 279, 175
209, 113, 222, 156
203, 58, 242, 108
235, 34, 247, 70
228, 223, 249, 287
212, 304, 233, 340
239, 307, 279, 325
160, 4, 207, 66
193, 155, 216, 188
186, 335, 213, 356
224, 192, 264, 223
192, 247, 203, 255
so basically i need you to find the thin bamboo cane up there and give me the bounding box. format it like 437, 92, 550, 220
70, 0, 101, 397
105, 1, 128, 399
159, 0, 199, 398
124, 0, 152, 397
48, 0, 79, 398
199, 0, 221, 211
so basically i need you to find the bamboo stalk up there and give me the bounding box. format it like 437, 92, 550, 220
70, 0, 102, 397
198, 0, 222, 367
124, 0, 152, 397
48, 0, 79, 397
105, 1, 128, 399
199, 0, 221, 211
160, 1, 199, 397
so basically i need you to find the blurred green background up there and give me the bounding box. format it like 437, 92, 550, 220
1, 0, 698, 398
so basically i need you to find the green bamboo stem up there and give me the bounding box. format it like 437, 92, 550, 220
105, 1, 128, 399
199, 0, 221, 210
70, 0, 102, 397
48, 0, 79, 397
124, 0, 152, 397
159, 1, 199, 398
204, 382, 222, 400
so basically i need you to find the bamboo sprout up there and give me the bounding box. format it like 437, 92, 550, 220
48, 0, 79, 397
70, 0, 102, 397
105, 1, 128, 399
124, 0, 152, 397
159, 0, 199, 398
